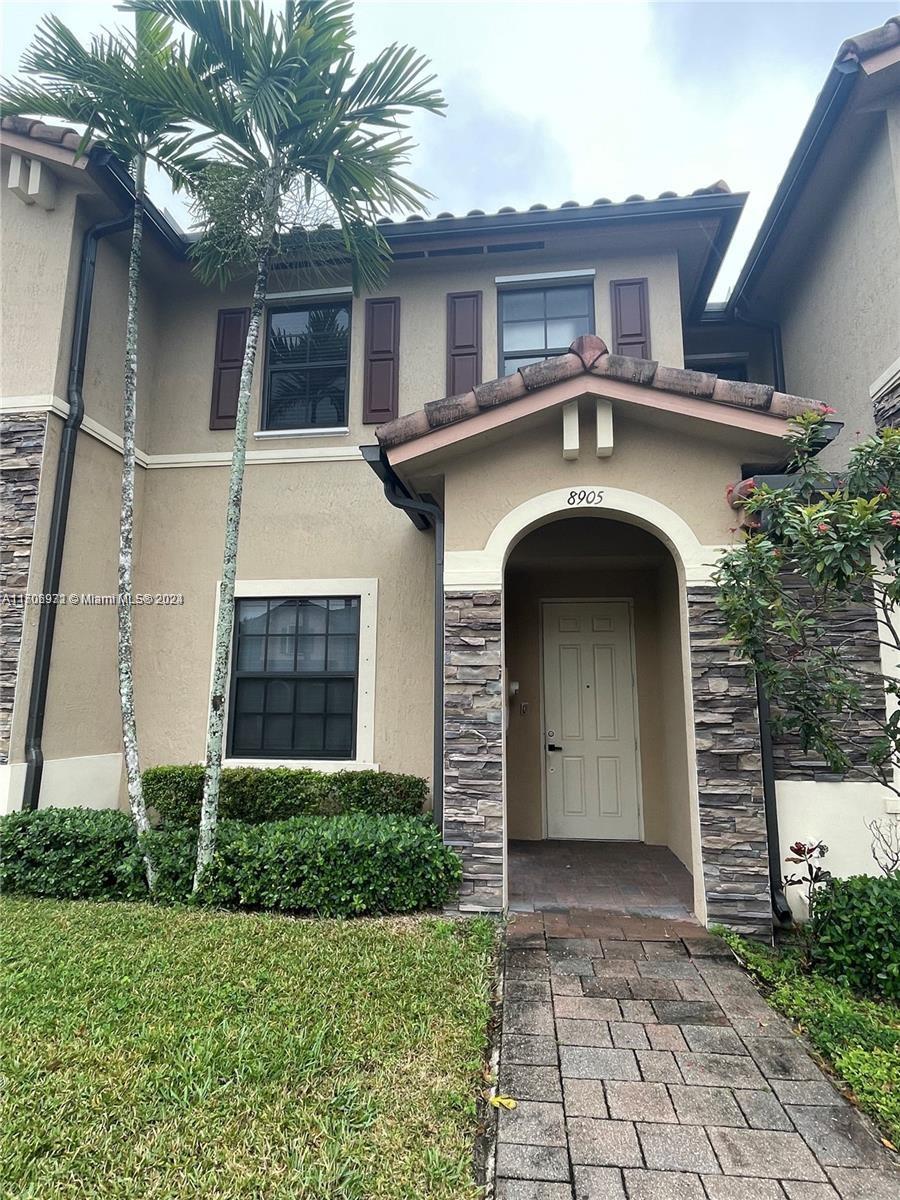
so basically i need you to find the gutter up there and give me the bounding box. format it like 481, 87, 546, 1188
22, 212, 132, 810
727, 60, 860, 314
88, 146, 188, 259
361, 445, 445, 833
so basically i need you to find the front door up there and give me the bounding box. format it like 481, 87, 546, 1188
542, 600, 640, 840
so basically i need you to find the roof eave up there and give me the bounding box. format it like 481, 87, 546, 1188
726, 61, 859, 314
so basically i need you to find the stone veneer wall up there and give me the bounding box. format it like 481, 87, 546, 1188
769, 582, 886, 782
0, 413, 47, 764
687, 586, 772, 938
443, 589, 504, 911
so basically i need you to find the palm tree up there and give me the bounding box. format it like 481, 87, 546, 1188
1, 13, 198, 889
130, 0, 444, 888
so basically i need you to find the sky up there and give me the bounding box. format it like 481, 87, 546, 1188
2, 0, 896, 300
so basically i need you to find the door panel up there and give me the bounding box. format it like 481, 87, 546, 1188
543, 601, 640, 840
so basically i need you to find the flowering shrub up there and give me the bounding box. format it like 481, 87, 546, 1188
714, 414, 900, 793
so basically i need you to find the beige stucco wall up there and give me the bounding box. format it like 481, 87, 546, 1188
131, 459, 434, 780
82, 234, 162, 446
0, 152, 81, 401
146, 248, 684, 456
777, 110, 900, 465
437, 402, 767, 553
41, 433, 143, 764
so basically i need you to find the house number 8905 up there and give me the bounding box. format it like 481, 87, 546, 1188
566, 489, 604, 506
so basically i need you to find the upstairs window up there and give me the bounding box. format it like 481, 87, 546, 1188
228, 596, 360, 760
500, 284, 594, 375
263, 300, 351, 430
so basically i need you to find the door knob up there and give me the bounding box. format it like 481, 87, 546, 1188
547, 743, 563, 752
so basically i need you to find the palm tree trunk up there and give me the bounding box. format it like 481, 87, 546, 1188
119, 153, 155, 890
194, 184, 279, 891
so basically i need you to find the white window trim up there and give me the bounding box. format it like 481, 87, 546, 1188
215, 577, 378, 772
494, 268, 596, 285
253, 427, 350, 440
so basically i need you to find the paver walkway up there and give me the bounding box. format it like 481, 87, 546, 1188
495, 911, 900, 1200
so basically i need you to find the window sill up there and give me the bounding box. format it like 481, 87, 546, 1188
223, 758, 378, 774
254, 427, 350, 440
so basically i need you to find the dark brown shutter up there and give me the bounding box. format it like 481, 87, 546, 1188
363, 297, 400, 424
446, 290, 482, 394
209, 307, 249, 430
610, 278, 650, 359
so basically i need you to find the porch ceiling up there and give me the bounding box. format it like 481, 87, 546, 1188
377, 335, 830, 467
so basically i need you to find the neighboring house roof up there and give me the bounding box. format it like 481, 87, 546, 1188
376, 334, 825, 456
726, 15, 900, 314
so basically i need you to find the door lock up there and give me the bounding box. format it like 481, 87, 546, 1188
547, 743, 563, 752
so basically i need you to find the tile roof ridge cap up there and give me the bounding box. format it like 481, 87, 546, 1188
837, 15, 900, 62
570, 334, 609, 370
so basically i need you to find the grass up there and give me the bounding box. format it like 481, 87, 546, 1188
0, 898, 497, 1200
720, 929, 900, 1146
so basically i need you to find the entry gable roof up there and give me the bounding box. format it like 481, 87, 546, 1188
376, 335, 827, 461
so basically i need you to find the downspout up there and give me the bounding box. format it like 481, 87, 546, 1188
361, 447, 445, 832
21, 212, 132, 811
756, 677, 793, 925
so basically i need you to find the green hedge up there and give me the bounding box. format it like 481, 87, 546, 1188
0, 808, 146, 901
812, 873, 900, 998
143, 765, 428, 826
0, 808, 460, 917
189, 815, 461, 916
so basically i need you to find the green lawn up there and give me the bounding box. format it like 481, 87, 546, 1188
0, 898, 496, 1200
722, 931, 900, 1146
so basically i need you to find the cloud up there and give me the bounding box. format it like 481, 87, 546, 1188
404, 78, 577, 216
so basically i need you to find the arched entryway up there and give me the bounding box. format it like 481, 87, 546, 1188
503, 513, 700, 920
443, 486, 772, 936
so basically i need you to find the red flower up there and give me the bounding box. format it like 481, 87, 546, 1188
817, 522, 830, 533
890, 511, 900, 528
744, 478, 756, 492
879, 485, 891, 495
818, 404, 837, 415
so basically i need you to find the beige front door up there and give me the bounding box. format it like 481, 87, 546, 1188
542, 600, 640, 840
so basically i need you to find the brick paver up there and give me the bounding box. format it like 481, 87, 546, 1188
494, 913, 899, 1200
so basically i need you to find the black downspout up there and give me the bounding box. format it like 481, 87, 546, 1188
756, 675, 793, 925
369, 460, 445, 833
21, 213, 132, 811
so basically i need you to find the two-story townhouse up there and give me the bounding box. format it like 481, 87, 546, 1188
1, 16, 897, 937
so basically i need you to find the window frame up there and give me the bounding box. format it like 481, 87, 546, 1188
496, 279, 596, 376
219, 578, 378, 771
261, 298, 352, 433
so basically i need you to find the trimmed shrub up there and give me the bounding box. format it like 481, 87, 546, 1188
812, 873, 900, 998
143, 765, 427, 827
0, 808, 460, 917
193, 814, 460, 916
0, 808, 146, 901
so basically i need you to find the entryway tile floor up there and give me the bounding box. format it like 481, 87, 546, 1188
508, 840, 696, 921
494, 914, 900, 1199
